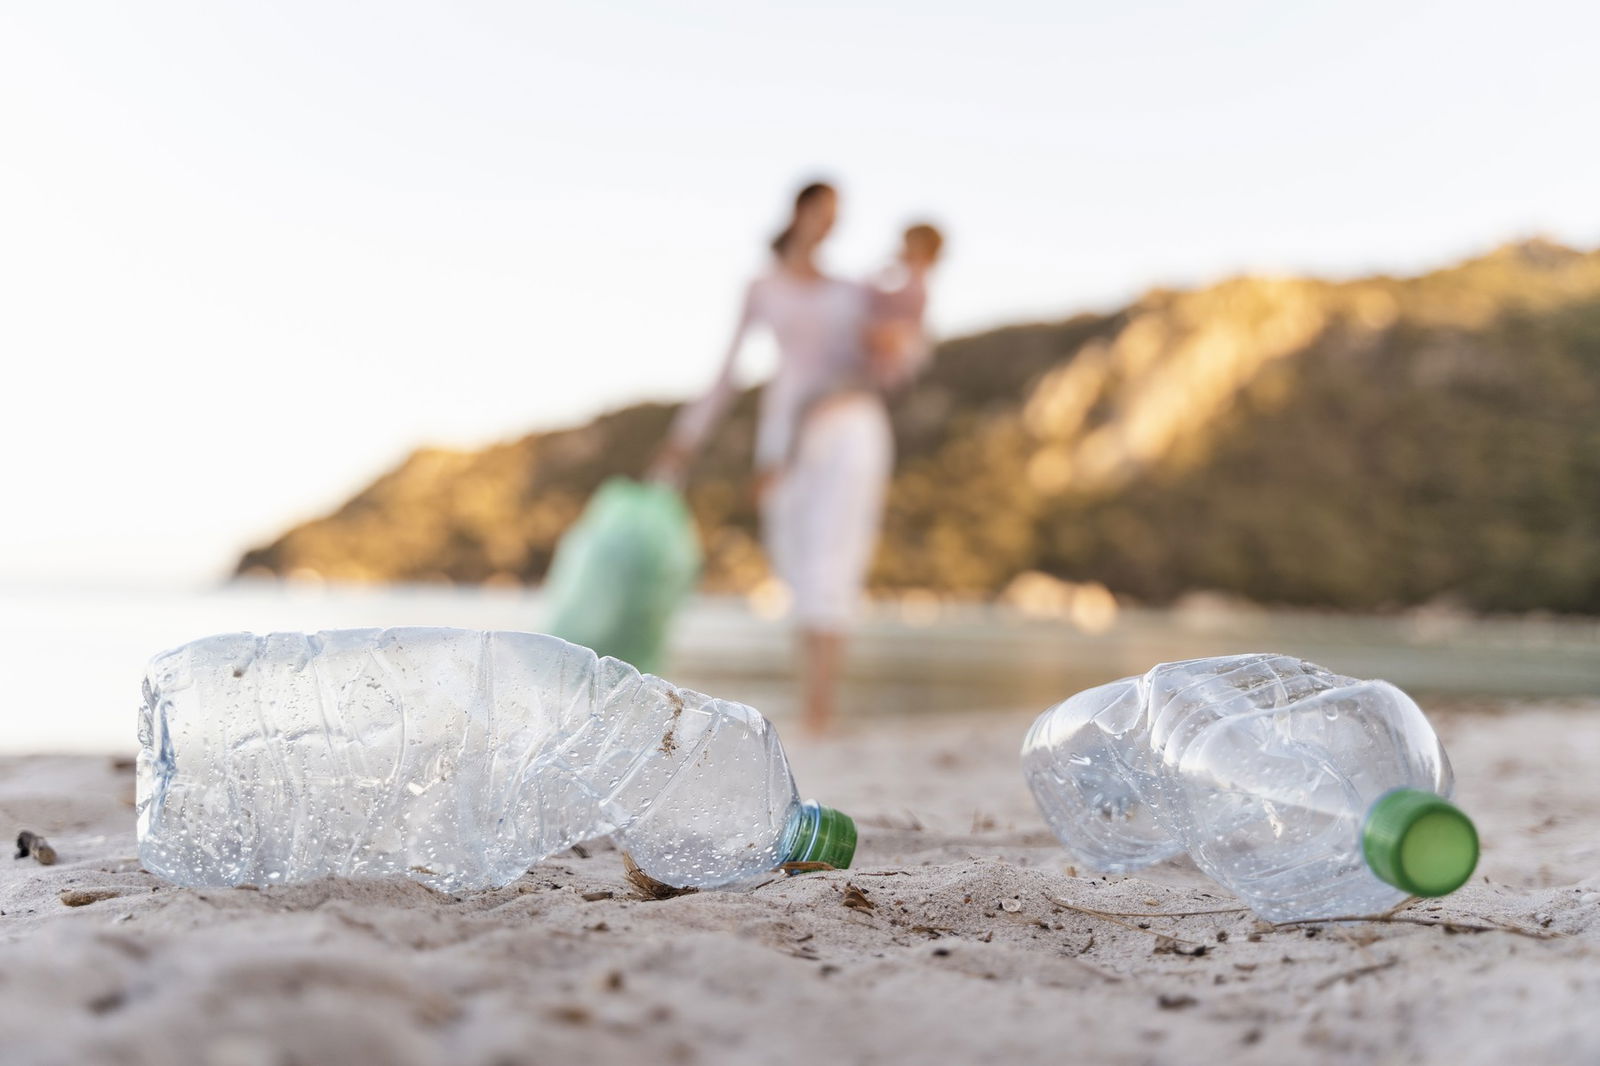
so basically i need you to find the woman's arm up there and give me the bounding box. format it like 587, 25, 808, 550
651, 282, 760, 479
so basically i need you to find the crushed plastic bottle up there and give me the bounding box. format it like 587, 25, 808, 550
1022, 654, 1478, 921
137, 628, 854, 892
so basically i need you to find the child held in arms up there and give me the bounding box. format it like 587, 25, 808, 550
865, 222, 943, 389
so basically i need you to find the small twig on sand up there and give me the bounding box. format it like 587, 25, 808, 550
841, 884, 876, 912
1313, 957, 1400, 991
15, 831, 57, 866
1273, 915, 1561, 940
620, 853, 696, 900
1046, 896, 1204, 946
747, 861, 839, 891
60, 888, 120, 907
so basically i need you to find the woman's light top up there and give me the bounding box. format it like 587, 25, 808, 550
669, 271, 871, 469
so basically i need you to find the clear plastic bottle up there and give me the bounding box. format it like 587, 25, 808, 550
1022, 654, 1479, 921
137, 628, 855, 892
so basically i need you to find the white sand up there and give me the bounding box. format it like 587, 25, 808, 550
2, 701, 1598, 1065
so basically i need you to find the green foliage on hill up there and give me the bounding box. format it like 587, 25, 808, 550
239, 240, 1600, 613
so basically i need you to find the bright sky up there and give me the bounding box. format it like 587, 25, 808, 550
3, 1, 1596, 587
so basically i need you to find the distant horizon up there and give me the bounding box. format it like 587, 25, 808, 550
10, 224, 1598, 590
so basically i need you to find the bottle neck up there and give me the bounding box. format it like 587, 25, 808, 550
1362, 789, 1478, 897
782, 801, 857, 871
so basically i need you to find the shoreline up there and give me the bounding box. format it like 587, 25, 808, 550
4, 581, 1599, 757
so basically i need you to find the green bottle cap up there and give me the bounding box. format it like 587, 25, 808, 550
785, 802, 857, 872
1362, 789, 1479, 897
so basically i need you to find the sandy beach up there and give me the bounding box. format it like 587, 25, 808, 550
3, 699, 1598, 1066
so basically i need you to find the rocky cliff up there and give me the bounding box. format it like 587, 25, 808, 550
239, 240, 1600, 613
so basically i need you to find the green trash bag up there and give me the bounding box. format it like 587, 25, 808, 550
544, 477, 702, 673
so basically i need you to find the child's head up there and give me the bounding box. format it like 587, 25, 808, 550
901, 222, 943, 270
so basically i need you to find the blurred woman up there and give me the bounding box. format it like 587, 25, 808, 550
653, 181, 900, 735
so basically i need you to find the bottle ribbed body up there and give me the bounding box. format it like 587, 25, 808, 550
138, 628, 804, 892
1023, 654, 1455, 921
